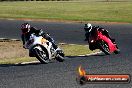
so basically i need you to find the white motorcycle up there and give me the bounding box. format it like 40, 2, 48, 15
24, 33, 65, 64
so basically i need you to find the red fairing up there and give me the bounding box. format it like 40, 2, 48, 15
97, 31, 117, 53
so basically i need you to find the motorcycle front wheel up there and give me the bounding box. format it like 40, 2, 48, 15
98, 40, 110, 55
34, 46, 49, 64
56, 50, 65, 62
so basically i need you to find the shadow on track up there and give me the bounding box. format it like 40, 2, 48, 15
0, 59, 60, 67
0, 53, 106, 67
0, 62, 42, 67
66, 52, 106, 58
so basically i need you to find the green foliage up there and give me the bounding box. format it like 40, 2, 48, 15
0, 1, 132, 22
0, 40, 95, 64
0, 0, 70, 1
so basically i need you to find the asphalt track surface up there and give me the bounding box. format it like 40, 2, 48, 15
0, 19, 132, 88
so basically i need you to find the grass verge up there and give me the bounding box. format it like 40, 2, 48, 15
0, 1, 132, 23
0, 40, 98, 64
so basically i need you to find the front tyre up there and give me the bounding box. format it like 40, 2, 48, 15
33, 46, 49, 64
98, 40, 110, 55
114, 49, 120, 54
114, 44, 120, 54
56, 50, 65, 62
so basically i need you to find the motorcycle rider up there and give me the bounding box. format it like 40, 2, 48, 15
21, 23, 58, 50
84, 23, 115, 43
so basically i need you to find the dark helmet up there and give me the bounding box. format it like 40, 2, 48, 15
84, 23, 92, 31
21, 23, 31, 34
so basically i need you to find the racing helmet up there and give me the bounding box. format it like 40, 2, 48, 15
21, 23, 31, 34
84, 23, 92, 31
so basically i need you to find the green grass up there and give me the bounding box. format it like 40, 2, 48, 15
0, 1, 132, 23
60, 44, 98, 56
0, 41, 98, 64
0, 57, 37, 64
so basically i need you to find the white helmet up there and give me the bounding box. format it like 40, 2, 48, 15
84, 23, 92, 31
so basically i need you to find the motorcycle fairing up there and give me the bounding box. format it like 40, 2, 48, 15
97, 31, 117, 53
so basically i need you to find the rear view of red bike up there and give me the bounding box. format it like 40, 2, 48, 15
88, 29, 120, 55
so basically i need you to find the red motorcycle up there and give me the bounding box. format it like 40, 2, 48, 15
88, 29, 120, 55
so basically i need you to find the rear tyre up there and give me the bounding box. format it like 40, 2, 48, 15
89, 44, 94, 51
98, 40, 110, 55
34, 46, 49, 64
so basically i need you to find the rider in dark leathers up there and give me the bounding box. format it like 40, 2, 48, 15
21, 23, 58, 49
